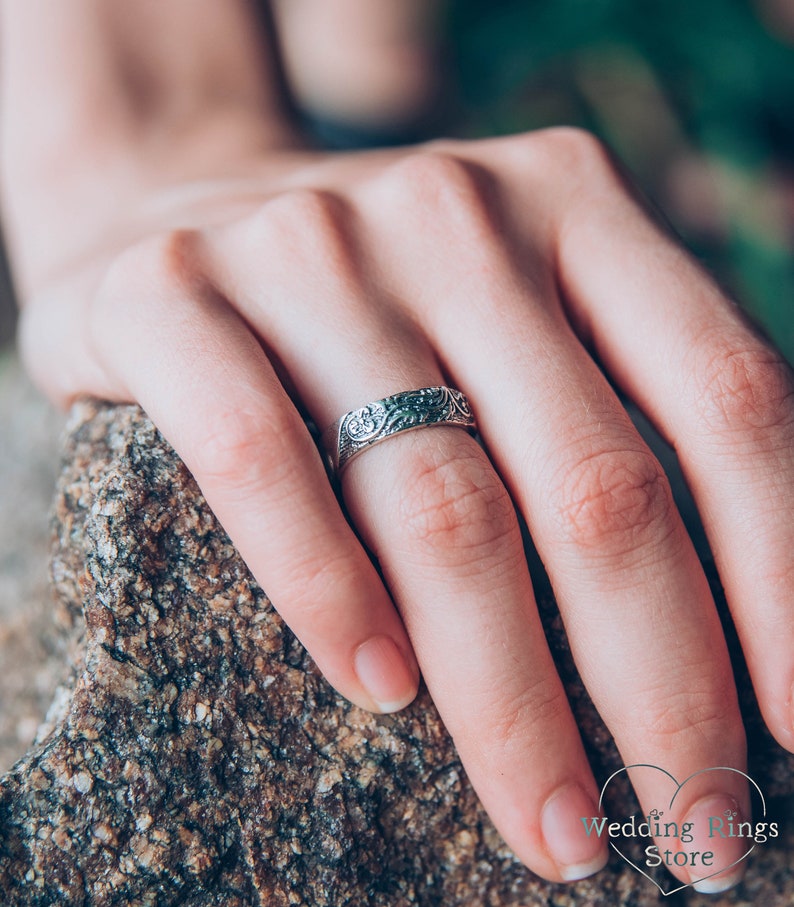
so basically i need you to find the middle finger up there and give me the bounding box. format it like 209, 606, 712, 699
361, 149, 750, 887
209, 188, 609, 882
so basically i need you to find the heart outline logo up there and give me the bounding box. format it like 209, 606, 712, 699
597, 764, 765, 897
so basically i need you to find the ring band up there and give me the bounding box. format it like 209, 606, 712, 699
323, 386, 477, 477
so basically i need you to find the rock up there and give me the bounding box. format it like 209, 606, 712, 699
0, 351, 67, 771
0, 400, 792, 906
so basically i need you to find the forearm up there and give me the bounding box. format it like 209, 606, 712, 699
0, 0, 295, 295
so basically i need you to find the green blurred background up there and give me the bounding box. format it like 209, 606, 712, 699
447, 0, 794, 361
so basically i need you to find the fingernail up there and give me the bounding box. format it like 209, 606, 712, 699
354, 635, 417, 713
542, 784, 609, 881
683, 795, 748, 894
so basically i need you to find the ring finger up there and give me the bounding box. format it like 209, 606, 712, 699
209, 190, 609, 882
354, 149, 750, 888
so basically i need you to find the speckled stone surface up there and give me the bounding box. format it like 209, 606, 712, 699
0, 400, 791, 906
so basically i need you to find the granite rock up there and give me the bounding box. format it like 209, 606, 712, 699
0, 400, 792, 906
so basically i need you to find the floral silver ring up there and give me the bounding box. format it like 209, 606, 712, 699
322, 386, 477, 478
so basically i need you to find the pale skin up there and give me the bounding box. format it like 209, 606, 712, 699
2, 0, 794, 892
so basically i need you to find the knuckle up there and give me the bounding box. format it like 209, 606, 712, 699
694, 341, 794, 438
634, 689, 742, 753
276, 550, 361, 621
551, 447, 676, 556
263, 185, 345, 231
246, 187, 360, 289
191, 406, 303, 498
396, 445, 517, 561
385, 150, 497, 240
101, 229, 205, 302
484, 681, 570, 753
530, 126, 615, 181
251, 187, 345, 245
389, 149, 475, 192
88, 229, 206, 390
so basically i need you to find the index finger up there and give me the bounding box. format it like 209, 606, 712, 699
65, 233, 421, 715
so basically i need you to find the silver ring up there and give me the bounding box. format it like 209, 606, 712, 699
323, 386, 477, 477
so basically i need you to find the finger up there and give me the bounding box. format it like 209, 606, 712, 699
551, 134, 794, 754
448, 301, 749, 889
359, 147, 751, 889
346, 430, 608, 884
79, 231, 420, 714
210, 190, 609, 883
447, 305, 748, 888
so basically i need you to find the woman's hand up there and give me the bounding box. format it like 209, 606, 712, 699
10, 128, 794, 888
4, 1, 794, 891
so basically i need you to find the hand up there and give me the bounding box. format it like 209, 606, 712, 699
13, 125, 794, 887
